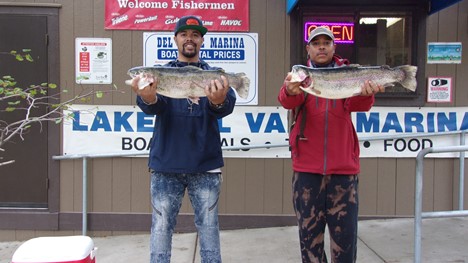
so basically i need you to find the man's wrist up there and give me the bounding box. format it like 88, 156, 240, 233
141, 95, 157, 105
209, 99, 227, 109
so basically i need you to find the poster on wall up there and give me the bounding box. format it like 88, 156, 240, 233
142, 32, 258, 105
427, 42, 462, 64
75, 38, 112, 84
427, 77, 452, 103
104, 0, 249, 31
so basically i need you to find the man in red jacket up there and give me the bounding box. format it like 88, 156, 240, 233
278, 27, 384, 263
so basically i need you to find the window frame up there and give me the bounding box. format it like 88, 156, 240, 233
292, 5, 427, 106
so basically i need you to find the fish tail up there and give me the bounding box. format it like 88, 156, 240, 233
397, 65, 417, 92
232, 73, 250, 99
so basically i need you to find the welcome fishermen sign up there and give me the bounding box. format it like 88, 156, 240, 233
105, 0, 249, 31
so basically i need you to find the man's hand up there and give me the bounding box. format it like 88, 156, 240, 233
205, 75, 229, 105
361, 80, 385, 96
130, 73, 158, 104
284, 73, 303, 96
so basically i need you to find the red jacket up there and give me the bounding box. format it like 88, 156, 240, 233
278, 56, 375, 175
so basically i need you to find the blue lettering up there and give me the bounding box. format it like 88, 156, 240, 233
382, 113, 403, 133
90, 111, 111, 131
218, 118, 231, 133
246, 113, 264, 133
437, 112, 457, 131
427, 112, 435, 132
264, 113, 286, 133
356, 112, 379, 132
209, 37, 245, 48
404, 112, 424, 132
114, 112, 134, 132
137, 112, 154, 132
157, 37, 173, 48
460, 112, 468, 130
72, 111, 88, 131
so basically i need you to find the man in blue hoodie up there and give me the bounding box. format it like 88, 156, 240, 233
129, 15, 236, 263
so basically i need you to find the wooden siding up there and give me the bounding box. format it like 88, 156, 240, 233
0, 0, 467, 241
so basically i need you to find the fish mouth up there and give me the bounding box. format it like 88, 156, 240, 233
301, 76, 313, 88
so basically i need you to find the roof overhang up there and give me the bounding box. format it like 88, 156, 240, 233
286, 0, 462, 15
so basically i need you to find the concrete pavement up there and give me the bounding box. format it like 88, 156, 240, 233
1, 217, 467, 262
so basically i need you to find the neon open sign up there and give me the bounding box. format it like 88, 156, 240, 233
304, 22, 354, 44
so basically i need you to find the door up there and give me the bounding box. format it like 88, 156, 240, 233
0, 15, 49, 208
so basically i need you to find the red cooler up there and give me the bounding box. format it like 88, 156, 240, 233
11, 236, 97, 263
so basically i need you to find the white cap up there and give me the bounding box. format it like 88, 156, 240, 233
308, 26, 335, 43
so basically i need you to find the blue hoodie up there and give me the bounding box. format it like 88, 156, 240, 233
136, 60, 236, 173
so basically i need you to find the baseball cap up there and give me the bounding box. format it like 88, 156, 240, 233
174, 15, 208, 36
308, 26, 335, 43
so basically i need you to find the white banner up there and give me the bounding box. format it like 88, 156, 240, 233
354, 107, 468, 158
63, 105, 290, 158
62, 105, 468, 158
142, 32, 258, 105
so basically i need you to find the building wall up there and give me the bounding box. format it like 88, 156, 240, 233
0, 0, 467, 241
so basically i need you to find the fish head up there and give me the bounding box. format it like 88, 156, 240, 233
290, 65, 309, 83
290, 65, 314, 90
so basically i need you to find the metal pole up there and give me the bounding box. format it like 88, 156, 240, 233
82, 157, 88, 236
414, 147, 431, 263
459, 131, 466, 211
414, 145, 468, 263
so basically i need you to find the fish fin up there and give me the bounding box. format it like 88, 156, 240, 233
397, 65, 418, 92
348, 64, 361, 68
188, 96, 200, 105
381, 65, 391, 70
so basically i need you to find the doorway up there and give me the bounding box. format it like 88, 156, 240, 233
0, 12, 57, 208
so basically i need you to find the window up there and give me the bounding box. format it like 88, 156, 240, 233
357, 14, 413, 94
301, 10, 421, 101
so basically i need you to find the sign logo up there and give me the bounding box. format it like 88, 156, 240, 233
186, 18, 200, 26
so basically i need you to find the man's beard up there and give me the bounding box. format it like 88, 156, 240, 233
181, 47, 197, 58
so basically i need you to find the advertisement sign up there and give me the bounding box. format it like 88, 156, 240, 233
354, 107, 468, 158
427, 42, 462, 64
142, 32, 258, 105
105, 0, 249, 31
75, 38, 112, 84
427, 77, 452, 103
63, 106, 468, 158
63, 105, 290, 158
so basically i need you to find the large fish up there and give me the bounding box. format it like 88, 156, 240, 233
289, 64, 417, 99
125, 66, 250, 99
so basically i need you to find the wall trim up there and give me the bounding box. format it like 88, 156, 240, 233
0, 3, 62, 8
